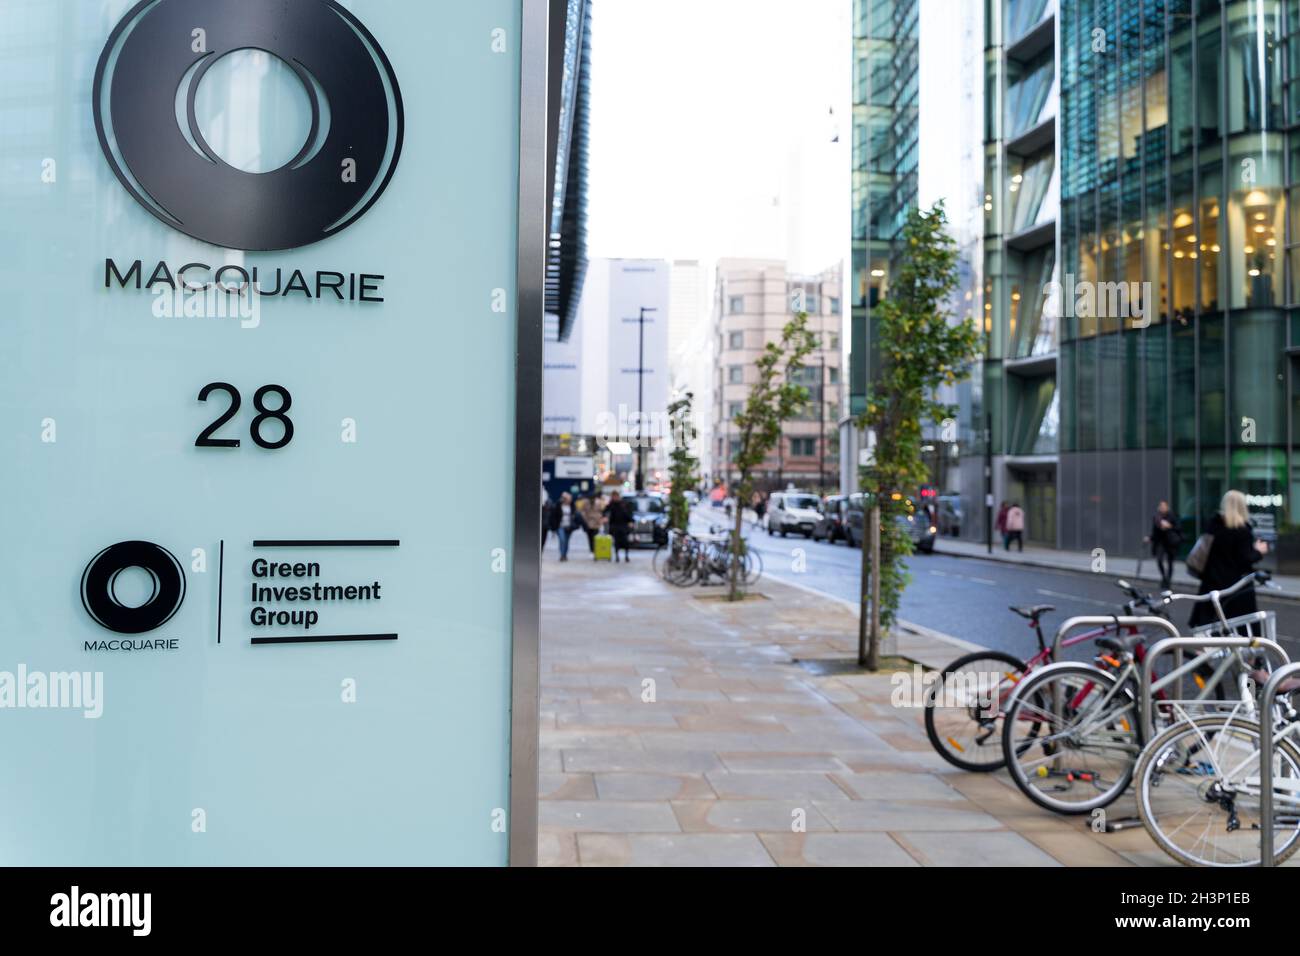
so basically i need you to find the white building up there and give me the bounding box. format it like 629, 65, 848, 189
542, 257, 671, 487
667, 259, 712, 480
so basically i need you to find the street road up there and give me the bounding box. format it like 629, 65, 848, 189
691, 507, 1300, 661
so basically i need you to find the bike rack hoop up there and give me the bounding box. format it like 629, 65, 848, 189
1260, 662, 1300, 867
1049, 615, 1180, 662
1139, 636, 1290, 742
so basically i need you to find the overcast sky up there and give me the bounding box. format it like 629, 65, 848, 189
584, 0, 850, 275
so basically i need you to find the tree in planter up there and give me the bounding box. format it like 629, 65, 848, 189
665, 391, 698, 533
856, 201, 981, 668
728, 313, 819, 601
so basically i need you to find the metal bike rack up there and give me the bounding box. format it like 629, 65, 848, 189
1140, 635, 1289, 741
1035, 616, 1178, 835
1259, 663, 1300, 867
1050, 615, 1180, 661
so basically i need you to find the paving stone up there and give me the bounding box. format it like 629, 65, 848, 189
561, 749, 724, 774
814, 799, 1004, 832
893, 830, 1061, 866
578, 833, 775, 867
719, 753, 851, 773
673, 800, 835, 832
833, 771, 966, 802
705, 771, 850, 801
540, 801, 682, 833
594, 773, 716, 800
760, 832, 921, 866
539, 772, 598, 800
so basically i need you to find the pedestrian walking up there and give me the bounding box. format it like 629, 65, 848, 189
1188, 490, 1268, 629
1004, 502, 1024, 552
541, 496, 553, 551
576, 492, 598, 557
603, 490, 633, 563
994, 500, 1009, 550
547, 492, 580, 561
752, 491, 766, 529
1146, 499, 1181, 590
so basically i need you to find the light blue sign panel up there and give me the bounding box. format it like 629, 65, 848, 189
0, 0, 534, 865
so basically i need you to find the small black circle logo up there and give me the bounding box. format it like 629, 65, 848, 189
93, 0, 404, 251
81, 541, 187, 634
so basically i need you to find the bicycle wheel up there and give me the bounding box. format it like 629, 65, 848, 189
743, 547, 763, 585
1136, 715, 1300, 867
1001, 662, 1138, 814
923, 650, 1029, 772
662, 540, 699, 587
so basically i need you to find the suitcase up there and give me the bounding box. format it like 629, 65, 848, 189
593, 532, 613, 561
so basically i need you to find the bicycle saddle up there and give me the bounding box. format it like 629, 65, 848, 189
1096, 632, 1144, 654
1009, 604, 1054, 621
1249, 668, 1300, 694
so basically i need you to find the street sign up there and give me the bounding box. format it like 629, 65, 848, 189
554, 456, 595, 479
0, 0, 544, 865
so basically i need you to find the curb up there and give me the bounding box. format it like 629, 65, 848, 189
754, 567, 985, 661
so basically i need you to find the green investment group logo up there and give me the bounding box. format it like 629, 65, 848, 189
93, 0, 404, 250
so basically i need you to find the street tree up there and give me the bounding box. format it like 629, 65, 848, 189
727, 312, 819, 601
856, 201, 981, 668
665, 391, 698, 533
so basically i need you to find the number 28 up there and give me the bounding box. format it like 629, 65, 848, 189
195, 382, 294, 449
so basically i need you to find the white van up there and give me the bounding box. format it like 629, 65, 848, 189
766, 491, 822, 537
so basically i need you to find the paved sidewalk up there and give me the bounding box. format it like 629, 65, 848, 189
934, 534, 1300, 601
538, 551, 1170, 867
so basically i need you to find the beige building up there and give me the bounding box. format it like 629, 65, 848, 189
712, 258, 843, 492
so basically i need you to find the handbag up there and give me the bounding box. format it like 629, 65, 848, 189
1185, 532, 1213, 579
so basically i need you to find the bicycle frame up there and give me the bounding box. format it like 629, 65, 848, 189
1139, 633, 1289, 739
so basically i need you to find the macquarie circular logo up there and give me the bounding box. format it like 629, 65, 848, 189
80, 541, 186, 635
93, 0, 404, 251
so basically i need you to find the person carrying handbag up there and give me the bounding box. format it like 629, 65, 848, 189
1185, 490, 1268, 629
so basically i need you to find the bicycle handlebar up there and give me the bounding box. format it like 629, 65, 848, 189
1161, 569, 1272, 605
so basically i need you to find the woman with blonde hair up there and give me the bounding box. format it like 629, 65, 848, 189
1188, 490, 1268, 628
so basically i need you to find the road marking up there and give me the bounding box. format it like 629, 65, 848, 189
969, 576, 997, 585
1035, 587, 1113, 608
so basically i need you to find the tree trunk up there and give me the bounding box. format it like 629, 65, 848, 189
857, 500, 870, 667
728, 483, 746, 601
868, 504, 881, 670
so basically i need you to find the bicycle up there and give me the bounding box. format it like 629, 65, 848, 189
654, 526, 762, 587
1132, 589, 1299, 866
923, 580, 1156, 772
999, 571, 1276, 816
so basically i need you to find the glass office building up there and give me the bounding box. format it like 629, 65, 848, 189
978, 0, 1062, 547
1057, 0, 1296, 564
849, 0, 920, 418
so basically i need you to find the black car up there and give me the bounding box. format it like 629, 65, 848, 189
812, 495, 848, 542
623, 494, 669, 548
842, 493, 936, 553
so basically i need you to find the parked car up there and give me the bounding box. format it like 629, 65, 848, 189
812, 494, 848, 542
624, 493, 669, 548
766, 491, 822, 537
842, 493, 937, 553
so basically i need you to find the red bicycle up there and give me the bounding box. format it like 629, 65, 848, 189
922, 580, 1163, 772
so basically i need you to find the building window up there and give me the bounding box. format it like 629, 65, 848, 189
729, 295, 744, 313
829, 333, 840, 349
829, 367, 840, 384
728, 331, 744, 349
728, 366, 743, 384
829, 297, 841, 314
790, 437, 816, 456
728, 401, 743, 420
